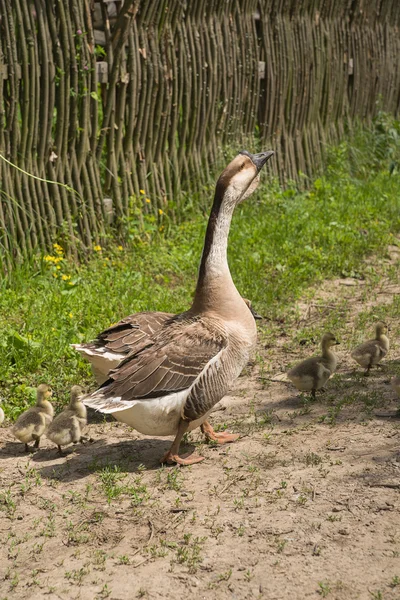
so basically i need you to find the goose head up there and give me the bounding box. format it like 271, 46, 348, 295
242, 298, 263, 320
70, 385, 84, 404
375, 322, 387, 338
37, 383, 52, 402
321, 332, 339, 350
215, 150, 274, 208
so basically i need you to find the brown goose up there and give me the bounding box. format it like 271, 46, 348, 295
11, 384, 54, 452
351, 322, 389, 376
73, 299, 261, 385
83, 150, 274, 465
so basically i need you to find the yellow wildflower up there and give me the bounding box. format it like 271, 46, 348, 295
145, 198, 151, 204
68, 281, 74, 286
61, 274, 71, 281
158, 208, 163, 215
53, 243, 63, 255
117, 245, 123, 251
54, 256, 63, 264
44, 255, 55, 262
93, 245, 102, 252
139, 189, 145, 194
56, 265, 61, 270
69, 312, 73, 319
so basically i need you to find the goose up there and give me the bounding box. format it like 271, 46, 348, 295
287, 333, 339, 399
83, 149, 274, 465
11, 384, 54, 452
391, 376, 400, 398
73, 299, 262, 385
351, 322, 389, 376
47, 386, 88, 455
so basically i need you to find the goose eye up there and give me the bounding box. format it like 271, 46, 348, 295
239, 162, 246, 170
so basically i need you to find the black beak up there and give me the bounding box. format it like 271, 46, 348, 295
250, 308, 263, 321
249, 306, 263, 320
240, 150, 274, 171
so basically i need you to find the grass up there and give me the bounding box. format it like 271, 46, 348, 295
0, 115, 399, 418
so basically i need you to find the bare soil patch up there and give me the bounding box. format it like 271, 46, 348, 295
1, 250, 399, 600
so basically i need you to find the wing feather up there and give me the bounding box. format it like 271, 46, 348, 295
84, 315, 228, 410
96, 312, 173, 354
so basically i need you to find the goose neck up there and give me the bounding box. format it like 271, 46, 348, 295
321, 344, 333, 359
192, 193, 240, 313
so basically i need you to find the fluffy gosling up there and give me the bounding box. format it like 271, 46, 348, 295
391, 376, 400, 398
351, 322, 389, 376
11, 384, 54, 452
287, 333, 339, 399
47, 386, 87, 455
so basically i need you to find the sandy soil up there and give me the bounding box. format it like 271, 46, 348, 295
1, 253, 399, 600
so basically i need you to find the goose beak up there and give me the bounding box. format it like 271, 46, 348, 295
249, 306, 263, 320
240, 150, 274, 171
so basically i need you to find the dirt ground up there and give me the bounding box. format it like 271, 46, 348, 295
1, 250, 400, 600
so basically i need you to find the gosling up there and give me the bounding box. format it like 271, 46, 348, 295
391, 376, 400, 398
287, 333, 339, 399
47, 386, 87, 455
11, 384, 54, 452
351, 322, 389, 376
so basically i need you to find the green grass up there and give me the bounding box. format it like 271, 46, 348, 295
0, 117, 400, 418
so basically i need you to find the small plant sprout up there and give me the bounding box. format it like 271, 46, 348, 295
318, 581, 331, 597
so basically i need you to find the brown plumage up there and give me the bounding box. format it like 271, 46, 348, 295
73, 301, 261, 384
91, 311, 172, 355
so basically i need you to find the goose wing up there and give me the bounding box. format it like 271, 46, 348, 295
84, 316, 228, 413
95, 311, 173, 354
73, 311, 173, 357
351, 339, 381, 365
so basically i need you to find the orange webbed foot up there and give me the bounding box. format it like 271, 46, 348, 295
201, 421, 240, 445
211, 431, 240, 444
160, 452, 205, 466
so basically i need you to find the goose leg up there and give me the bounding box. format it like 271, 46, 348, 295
201, 420, 240, 444
79, 435, 93, 443
57, 445, 64, 456
161, 419, 204, 466
311, 389, 316, 400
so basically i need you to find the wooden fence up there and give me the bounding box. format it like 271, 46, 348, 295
0, 0, 399, 269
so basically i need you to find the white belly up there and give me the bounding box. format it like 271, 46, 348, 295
112, 390, 212, 436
